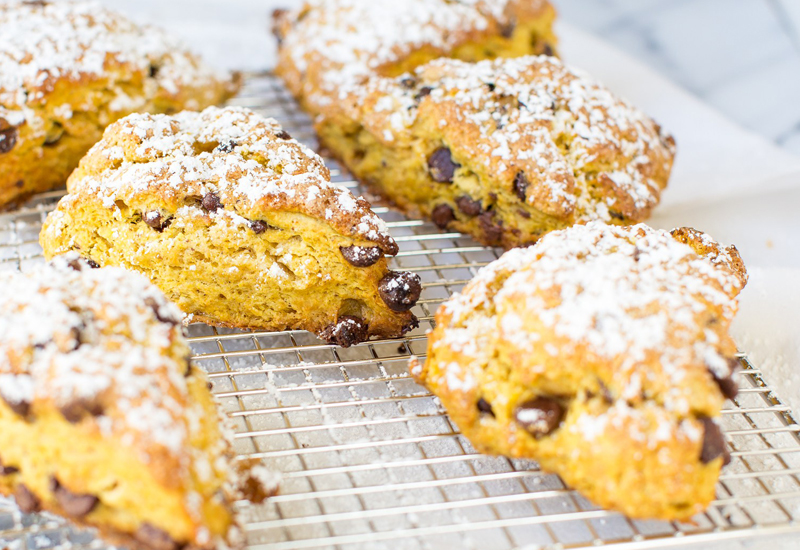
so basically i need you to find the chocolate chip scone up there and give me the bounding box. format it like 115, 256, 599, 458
317, 55, 676, 249
40, 106, 420, 346
0, 255, 276, 550
411, 222, 747, 520
0, 0, 239, 209
273, 0, 558, 114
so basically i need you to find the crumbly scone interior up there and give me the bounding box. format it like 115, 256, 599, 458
317, 55, 675, 248
414, 224, 746, 519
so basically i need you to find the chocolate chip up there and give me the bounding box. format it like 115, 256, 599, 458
214, 140, 236, 153
500, 19, 516, 39
486, 82, 496, 92
608, 210, 625, 221
15, 180, 24, 188
428, 147, 460, 183
340, 245, 383, 267
415, 86, 433, 101
2, 395, 31, 418
477, 398, 494, 417
400, 76, 418, 89
148, 64, 160, 78
14, 484, 40, 513
455, 196, 483, 217
136, 523, 180, 550
86, 259, 100, 269
59, 398, 103, 424
143, 211, 171, 232
711, 358, 740, 400
319, 316, 369, 347
201, 192, 222, 212
431, 204, 455, 229
514, 397, 564, 437
0, 126, 18, 155
51, 477, 99, 517
0, 457, 19, 476
276, 130, 292, 140
145, 297, 179, 326
378, 271, 422, 313
513, 172, 529, 202
699, 417, 731, 466
477, 211, 503, 245
517, 208, 531, 219
542, 43, 555, 57
250, 220, 268, 234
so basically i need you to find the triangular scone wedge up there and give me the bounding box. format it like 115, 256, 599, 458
40, 106, 421, 347
0, 255, 277, 550
412, 222, 747, 520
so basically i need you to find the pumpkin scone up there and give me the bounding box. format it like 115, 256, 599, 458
316, 55, 676, 248
0, 255, 277, 550
411, 222, 747, 520
273, 0, 558, 114
0, 0, 239, 209
40, 106, 420, 346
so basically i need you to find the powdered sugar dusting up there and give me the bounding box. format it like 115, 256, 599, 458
64, 106, 395, 251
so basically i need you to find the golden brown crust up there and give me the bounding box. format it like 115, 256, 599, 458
412, 222, 746, 520
40, 107, 419, 344
0, 255, 277, 550
0, 1, 239, 208
274, 0, 557, 114
316, 55, 676, 248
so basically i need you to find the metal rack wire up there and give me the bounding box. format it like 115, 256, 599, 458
2, 72, 800, 550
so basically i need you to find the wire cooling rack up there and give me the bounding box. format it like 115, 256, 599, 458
2, 72, 800, 550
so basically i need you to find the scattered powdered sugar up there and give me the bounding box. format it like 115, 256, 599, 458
337, 55, 675, 222
276, 0, 549, 105
439, 222, 745, 415
0, 0, 225, 107
64, 106, 395, 251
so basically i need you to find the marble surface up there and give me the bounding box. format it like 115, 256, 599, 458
555, 0, 800, 156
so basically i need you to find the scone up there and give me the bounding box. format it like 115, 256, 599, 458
0, 255, 277, 550
411, 222, 747, 520
0, 0, 239, 209
40, 106, 420, 347
316, 55, 676, 249
273, 0, 558, 114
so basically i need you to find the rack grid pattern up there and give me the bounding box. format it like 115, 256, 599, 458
1, 72, 800, 550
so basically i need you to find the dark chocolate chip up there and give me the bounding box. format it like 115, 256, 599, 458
59, 398, 103, 424
319, 316, 369, 348
428, 147, 460, 183
15, 180, 24, 188
86, 259, 100, 269
608, 210, 625, 221
415, 86, 433, 101
339, 245, 383, 267
514, 397, 564, 437
201, 192, 222, 212
136, 523, 180, 550
542, 43, 555, 57
486, 82, 496, 92
149, 64, 160, 78
51, 477, 99, 517
14, 484, 40, 513
0, 126, 18, 155
455, 196, 483, 217
477, 398, 495, 417
517, 208, 531, 219
250, 220, 268, 234
400, 76, 418, 89
2, 394, 31, 418
512, 171, 529, 202
378, 271, 422, 313
431, 204, 455, 229
699, 417, 731, 466
0, 457, 19, 476
143, 211, 171, 232
214, 139, 236, 153
477, 211, 503, 245
711, 358, 740, 400
275, 130, 292, 140
500, 19, 516, 39
145, 297, 180, 326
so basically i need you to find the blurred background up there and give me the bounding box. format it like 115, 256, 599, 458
97, 0, 800, 157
